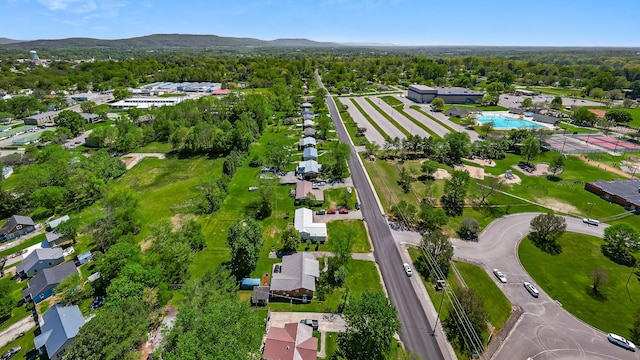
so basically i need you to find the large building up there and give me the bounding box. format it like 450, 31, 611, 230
109, 97, 184, 110
24, 111, 59, 125
585, 179, 640, 211
407, 85, 484, 104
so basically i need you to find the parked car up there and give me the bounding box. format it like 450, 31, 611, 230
403, 263, 413, 277
493, 269, 507, 283
608, 333, 636, 351
338, 208, 349, 214
248, 186, 259, 192
326, 209, 336, 215
435, 279, 446, 291
355, 202, 361, 210
274, 265, 281, 274
90, 296, 105, 309
582, 218, 600, 226
316, 209, 326, 215
523, 282, 539, 298
1, 346, 20, 360
300, 319, 319, 330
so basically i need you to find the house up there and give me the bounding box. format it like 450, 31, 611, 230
297, 160, 321, 179
45, 232, 65, 247
262, 322, 318, 360
34, 304, 87, 360
47, 215, 69, 231
270, 253, 320, 300
298, 137, 317, 150
445, 106, 472, 118
302, 147, 318, 161
295, 182, 324, 204
293, 208, 327, 243
24, 111, 59, 125
303, 119, 315, 128
300, 102, 312, 109
79, 112, 100, 124
302, 113, 314, 121
0, 215, 36, 242
304, 127, 317, 137
16, 248, 64, 278
76, 251, 92, 265
22, 261, 78, 303
301, 109, 314, 117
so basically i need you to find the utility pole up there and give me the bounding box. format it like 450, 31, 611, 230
432, 285, 447, 336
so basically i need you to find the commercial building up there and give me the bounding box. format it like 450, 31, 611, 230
407, 85, 483, 104
585, 179, 640, 211
109, 97, 184, 110
24, 111, 59, 125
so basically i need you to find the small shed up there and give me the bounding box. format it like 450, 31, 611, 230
240, 278, 261, 290
251, 286, 270, 306
77, 251, 92, 265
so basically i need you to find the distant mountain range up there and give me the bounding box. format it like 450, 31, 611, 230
0, 34, 343, 49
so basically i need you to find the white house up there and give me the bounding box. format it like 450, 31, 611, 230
294, 208, 327, 243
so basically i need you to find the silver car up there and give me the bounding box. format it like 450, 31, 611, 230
608, 333, 636, 351
493, 269, 507, 283
524, 282, 539, 298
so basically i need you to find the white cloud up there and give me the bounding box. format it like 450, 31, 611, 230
38, 0, 96, 12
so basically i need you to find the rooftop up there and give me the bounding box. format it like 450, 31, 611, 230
587, 179, 640, 207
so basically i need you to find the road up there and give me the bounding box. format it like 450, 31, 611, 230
453, 213, 637, 360
320, 74, 446, 360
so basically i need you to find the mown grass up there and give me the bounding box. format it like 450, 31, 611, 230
326, 220, 371, 253
348, 98, 390, 140
557, 122, 598, 134
519, 232, 640, 338
442, 104, 508, 112
365, 98, 411, 137
0, 275, 29, 333
0, 326, 37, 360
136, 141, 174, 153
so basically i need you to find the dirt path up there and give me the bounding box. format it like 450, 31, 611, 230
574, 154, 633, 179
120, 153, 166, 170
0, 316, 36, 349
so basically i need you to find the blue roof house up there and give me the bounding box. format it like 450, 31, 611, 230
34, 304, 87, 360
303, 147, 318, 161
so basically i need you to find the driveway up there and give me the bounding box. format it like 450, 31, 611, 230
267, 311, 346, 333
452, 213, 637, 360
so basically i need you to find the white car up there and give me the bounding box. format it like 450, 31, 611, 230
403, 263, 413, 277
582, 218, 600, 226
608, 333, 636, 351
524, 282, 539, 298
493, 269, 507, 283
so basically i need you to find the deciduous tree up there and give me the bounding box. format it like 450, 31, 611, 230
431, 97, 445, 112
418, 231, 454, 280
226, 218, 263, 279
529, 213, 566, 254
55, 110, 85, 136
457, 218, 480, 241
441, 170, 471, 217
281, 226, 300, 252
520, 137, 540, 165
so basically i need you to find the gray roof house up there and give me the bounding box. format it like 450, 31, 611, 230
302, 113, 314, 121
45, 232, 65, 247
298, 137, 316, 150
22, 261, 78, 303
303, 127, 316, 137
303, 147, 318, 161
297, 160, 321, 179
0, 215, 36, 242
303, 119, 315, 128
79, 113, 100, 124
34, 304, 87, 360
47, 215, 69, 231
270, 253, 320, 300
16, 248, 64, 278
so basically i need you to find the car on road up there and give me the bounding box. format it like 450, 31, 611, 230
403, 263, 413, 277
1, 346, 21, 360
338, 208, 349, 214
316, 209, 326, 215
493, 269, 507, 283
582, 218, 600, 226
523, 282, 539, 298
608, 333, 636, 351
300, 319, 319, 330
355, 202, 360, 210
327, 209, 336, 215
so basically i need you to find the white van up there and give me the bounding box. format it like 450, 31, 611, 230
582, 218, 600, 226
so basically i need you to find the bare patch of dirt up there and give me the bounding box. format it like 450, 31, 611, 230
433, 168, 451, 180
536, 197, 580, 215
455, 164, 485, 180
465, 157, 496, 167
498, 173, 521, 185
139, 238, 153, 252
170, 214, 195, 230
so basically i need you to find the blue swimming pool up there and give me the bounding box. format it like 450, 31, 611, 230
476, 114, 546, 129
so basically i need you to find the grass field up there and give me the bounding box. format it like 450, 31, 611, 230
442, 104, 508, 112
335, 98, 371, 146
557, 122, 599, 134
519, 232, 640, 338
0, 275, 30, 333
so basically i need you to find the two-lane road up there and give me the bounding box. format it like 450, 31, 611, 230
454, 213, 637, 360
323, 83, 445, 359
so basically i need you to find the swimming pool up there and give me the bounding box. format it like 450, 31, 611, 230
476, 114, 546, 129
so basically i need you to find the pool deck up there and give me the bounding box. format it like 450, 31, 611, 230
476, 111, 555, 130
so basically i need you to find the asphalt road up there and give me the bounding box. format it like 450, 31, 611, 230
321, 77, 445, 359
453, 213, 638, 360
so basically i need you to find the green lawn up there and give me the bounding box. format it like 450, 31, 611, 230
519, 232, 640, 338
0, 327, 37, 360
379, 95, 403, 107
326, 220, 371, 253
557, 122, 599, 134
0, 275, 30, 333
322, 332, 339, 358
135, 141, 174, 153
0, 234, 46, 259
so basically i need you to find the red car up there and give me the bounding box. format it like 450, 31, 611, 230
326, 209, 336, 214
338, 208, 349, 214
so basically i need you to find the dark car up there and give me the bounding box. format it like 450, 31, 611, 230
274, 265, 281, 274
90, 296, 105, 309
1, 346, 21, 360
316, 209, 326, 215
300, 319, 319, 330
355, 202, 360, 210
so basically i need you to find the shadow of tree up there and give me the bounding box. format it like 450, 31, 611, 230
586, 286, 608, 302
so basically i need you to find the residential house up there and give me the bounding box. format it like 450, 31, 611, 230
302, 113, 314, 121
302, 147, 318, 161
16, 248, 64, 278
295, 182, 324, 204
76, 251, 92, 265
22, 261, 78, 303
0, 215, 36, 242
270, 253, 320, 300
296, 160, 321, 179
34, 304, 87, 360
303, 127, 316, 137
45, 232, 65, 247
300, 102, 312, 109
293, 208, 327, 243
301, 109, 314, 117
79, 113, 100, 124
445, 106, 472, 118
303, 119, 315, 128
47, 215, 69, 231
298, 137, 316, 150
262, 322, 318, 360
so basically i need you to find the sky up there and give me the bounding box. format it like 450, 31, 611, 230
1, 0, 639, 46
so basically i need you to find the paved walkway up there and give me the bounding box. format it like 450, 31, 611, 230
0, 316, 36, 349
